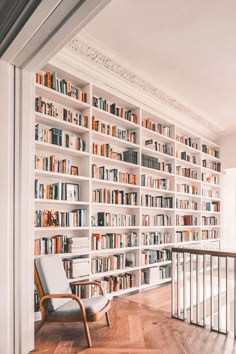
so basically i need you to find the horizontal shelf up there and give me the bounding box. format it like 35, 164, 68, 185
175, 157, 201, 168
34, 250, 90, 258
141, 146, 175, 161
141, 186, 175, 194
175, 209, 201, 213
35, 170, 89, 181
141, 243, 176, 249
91, 247, 140, 254
141, 260, 172, 269
34, 226, 89, 231
141, 206, 174, 211
176, 175, 201, 183
176, 225, 201, 229
106, 286, 140, 298
202, 225, 221, 228
142, 127, 175, 143
92, 154, 139, 169
201, 150, 220, 161
201, 211, 221, 214
141, 226, 175, 230
35, 83, 90, 111
35, 112, 89, 134
141, 165, 175, 177
141, 277, 172, 289
91, 226, 140, 231
91, 266, 140, 278
35, 141, 89, 157
34, 199, 89, 205
201, 195, 221, 201
201, 166, 221, 175
92, 178, 138, 189
92, 106, 139, 129
68, 275, 90, 283
175, 192, 201, 199
201, 181, 221, 188
92, 203, 139, 209
92, 130, 139, 149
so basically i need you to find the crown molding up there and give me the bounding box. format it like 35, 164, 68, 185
51, 31, 223, 140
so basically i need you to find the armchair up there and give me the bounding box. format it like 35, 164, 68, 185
34, 255, 111, 348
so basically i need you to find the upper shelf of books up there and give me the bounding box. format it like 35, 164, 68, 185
35, 68, 221, 163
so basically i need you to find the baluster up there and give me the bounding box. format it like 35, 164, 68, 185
234, 257, 236, 337
225, 257, 228, 334
218, 257, 221, 332
210, 255, 213, 330
190, 253, 193, 323
171, 251, 176, 317
183, 252, 186, 320
203, 254, 206, 327
196, 254, 199, 325
177, 252, 180, 318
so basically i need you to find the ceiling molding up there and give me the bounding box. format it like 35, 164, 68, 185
54, 31, 223, 140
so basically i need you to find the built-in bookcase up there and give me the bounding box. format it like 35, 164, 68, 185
34, 66, 221, 317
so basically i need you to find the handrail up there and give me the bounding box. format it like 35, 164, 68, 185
172, 247, 236, 258
171, 245, 233, 336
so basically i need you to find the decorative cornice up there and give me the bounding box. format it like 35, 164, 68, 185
65, 32, 222, 137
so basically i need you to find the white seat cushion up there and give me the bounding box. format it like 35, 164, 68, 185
50, 296, 109, 317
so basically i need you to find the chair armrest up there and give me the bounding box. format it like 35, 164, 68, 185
40, 293, 86, 315
70, 281, 104, 295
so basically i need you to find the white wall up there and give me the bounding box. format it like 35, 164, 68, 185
219, 133, 236, 249
0, 59, 14, 354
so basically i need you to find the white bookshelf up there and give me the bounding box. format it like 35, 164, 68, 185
33, 67, 222, 313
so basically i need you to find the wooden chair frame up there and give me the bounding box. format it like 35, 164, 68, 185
34, 265, 111, 348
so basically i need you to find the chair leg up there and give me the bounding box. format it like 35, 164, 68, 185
105, 311, 110, 326
82, 318, 92, 348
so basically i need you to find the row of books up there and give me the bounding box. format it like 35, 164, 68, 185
176, 215, 198, 226
34, 180, 80, 201
92, 164, 137, 185
35, 96, 88, 128
144, 139, 173, 156
141, 174, 171, 190
94, 212, 136, 227
71, 283, 89, 298
142, 214, 172, 227
141, 154, 173, 173
202, 174, 219, 185
141, 264, 171, 284
202, 189, 220, 198
176, 199, 198, 210
63, 256, 90, 279
34, 291, 40, 312
91, 273, 136, 295
36, 72, 87, 102
92, 232, 138, 250
92, 96, 138, 124
202, 229, 219, 239
34, 235, 89, 256
176, 183, 198, 195
202, 159, 221, 172
35, 209, 87, 227
177, 151, 197, 164
92, 188, 138, 206
176, 135, 198, 149
202, 201, 220, 212
92, 117, 137, 144
176, 230, 199, 242
141, 194, 173, 208
91, 252, 136, 274
141, 248, 171, 265
93, 143, 138, 164
202, 216, 218, 225
202, 144, 220, 158
35, 124, 86, 151
142, 118, 172, 138
35, 154, 79, 176
176, 166, 198, 180
141, 232, 173, 246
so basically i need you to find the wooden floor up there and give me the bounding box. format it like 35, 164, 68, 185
33, 284, 236, 354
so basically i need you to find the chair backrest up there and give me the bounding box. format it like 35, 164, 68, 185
35, 255, 72, 312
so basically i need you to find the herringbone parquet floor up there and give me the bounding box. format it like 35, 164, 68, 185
32, 285, 236, 354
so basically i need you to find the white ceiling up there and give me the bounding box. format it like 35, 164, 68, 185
82, 0, 236, 137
